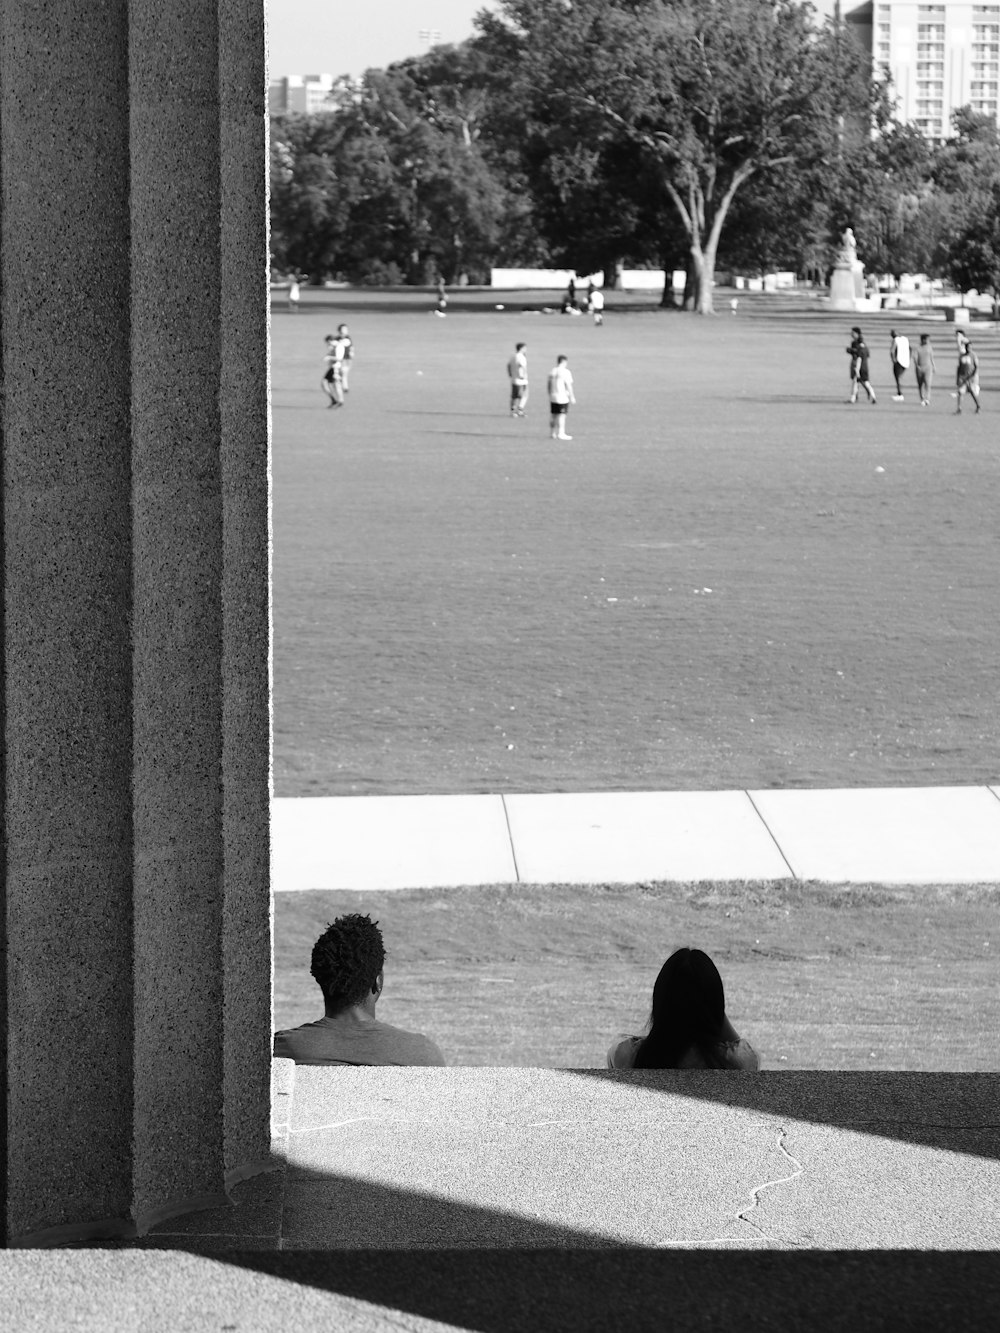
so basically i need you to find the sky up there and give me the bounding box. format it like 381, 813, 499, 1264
266, 0, 498, 80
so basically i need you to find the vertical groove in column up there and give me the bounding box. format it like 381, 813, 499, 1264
1, 3, 134, 1239
129, 0, 227, 1217
218, 0, 273, 1178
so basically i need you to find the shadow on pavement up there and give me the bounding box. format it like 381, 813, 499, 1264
564, 1070, 1000, 1162
211, 1244, 999, 1331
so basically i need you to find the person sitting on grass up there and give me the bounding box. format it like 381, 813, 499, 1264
273, 913, 446, 1066
607, 947, 759, 1070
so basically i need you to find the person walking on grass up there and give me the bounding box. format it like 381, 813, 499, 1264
890, 328, 910, 401
547, 354, 576, 439
914, 334, 936, 406
606, 947, 759, 1070
287, 273, 301, 313
273, 913, 446, 1066
507, 342, 529, 417
955, 336, 982, 414
589, 287, 605, 326
846, 327, 876, 404
321, 333, 344, 408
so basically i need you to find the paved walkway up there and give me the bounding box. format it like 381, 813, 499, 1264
6, 1063, 996, 1330
272, 784, 1000, 891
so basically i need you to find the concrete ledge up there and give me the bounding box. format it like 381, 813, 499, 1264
276, 1067, 1000, 1251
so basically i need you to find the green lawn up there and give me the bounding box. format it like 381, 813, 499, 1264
274, 881, 999, 1071
272, 289, 999, 797
271, 289, 998, 1074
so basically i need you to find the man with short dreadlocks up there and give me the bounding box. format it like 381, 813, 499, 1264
273, 913, 446, 1065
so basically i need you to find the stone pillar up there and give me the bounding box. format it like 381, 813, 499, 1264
0, 0, 271, 1245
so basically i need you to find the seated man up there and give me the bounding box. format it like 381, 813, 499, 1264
274, 913, 446, 1065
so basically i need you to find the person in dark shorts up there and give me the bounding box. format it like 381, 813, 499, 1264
273, 913, 446, 1066
846, 327, 876, 404
955, 336, 982, 414
547, 354, 576, 439
889, 329, 910, 400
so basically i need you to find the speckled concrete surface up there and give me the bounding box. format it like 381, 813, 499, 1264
2, 1246, 999, 1331
4, 1068, 999, 1327
2, 0, 270, 1244
277, 1068, 1000, 1251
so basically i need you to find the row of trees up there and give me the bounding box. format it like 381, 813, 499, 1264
270, 0, 1000, 314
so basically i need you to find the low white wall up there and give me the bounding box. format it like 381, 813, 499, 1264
490, 269, 603, 290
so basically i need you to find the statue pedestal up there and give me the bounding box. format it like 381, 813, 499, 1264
830, 260, 866, 310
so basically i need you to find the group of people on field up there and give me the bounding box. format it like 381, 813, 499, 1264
561, 276, 605, 324
321, 324, 355, 407
847, 326, 982, 412
274, 913, 759, 1071
506, 343, 577, 439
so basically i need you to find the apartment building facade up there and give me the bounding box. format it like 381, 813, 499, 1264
843, 1, 1000, 138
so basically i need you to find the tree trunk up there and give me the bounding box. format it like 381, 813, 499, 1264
605, 257, 624, 290
689, 242, 718, 314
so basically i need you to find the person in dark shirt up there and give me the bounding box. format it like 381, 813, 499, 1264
846, 326, 876, 404
273, 913, 446, 1066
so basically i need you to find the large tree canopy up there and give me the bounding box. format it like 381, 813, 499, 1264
476, 0, 881, 311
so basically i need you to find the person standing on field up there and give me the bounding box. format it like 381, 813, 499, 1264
955, 336, 982, 414
846, 327, 876, 404
321, 333, 344, 408
507, 342, 529, 417
336, 324, 354, 392
287, 274, 301, 313
914, 334, 936, 406
547, 354, 576, 440
890, 329, 910, 400
590, 288, 605, 325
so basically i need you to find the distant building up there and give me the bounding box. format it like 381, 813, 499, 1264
269, 74, 342, 116
837, 1, 1000, 139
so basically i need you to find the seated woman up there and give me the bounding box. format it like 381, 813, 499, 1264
607, 947, 759, 1070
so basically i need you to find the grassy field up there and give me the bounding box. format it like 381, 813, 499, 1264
274, 880, 999, 1071
271, 290, 998, 1073
272, 289, 999, 797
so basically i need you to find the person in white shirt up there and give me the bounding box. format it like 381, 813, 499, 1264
547, 354, 575, 440
507, 342, 528, 417
890, 329, 910, 401
589, 288, 605, 325
336, 323, 354, 392
321, 333, 345, 408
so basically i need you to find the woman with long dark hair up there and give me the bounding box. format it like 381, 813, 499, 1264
607, 947, 759, 1070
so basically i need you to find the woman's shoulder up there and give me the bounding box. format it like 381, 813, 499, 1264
607, 1035, 641, 1069
718, 1038, 760, 1071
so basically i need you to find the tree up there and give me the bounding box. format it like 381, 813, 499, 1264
943, 183, 1000, 312
269, 45, 523, 285
477, 0, 880, 312
269, 113, 349, 277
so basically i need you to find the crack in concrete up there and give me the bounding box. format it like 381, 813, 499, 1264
723, 1127, 804, 1245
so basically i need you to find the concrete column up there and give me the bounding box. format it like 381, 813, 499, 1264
1, 0, 271, 1245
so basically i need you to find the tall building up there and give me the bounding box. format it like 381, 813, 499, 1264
841, 1, 1000, 138
268, 73, 339, 116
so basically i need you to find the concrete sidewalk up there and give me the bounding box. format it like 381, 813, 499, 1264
5, 1064, 997, 1330
272, 785, 1000, 891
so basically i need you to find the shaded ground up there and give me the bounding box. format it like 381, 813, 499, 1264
273, 881, 999, 1071
272, 290, 999, 797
